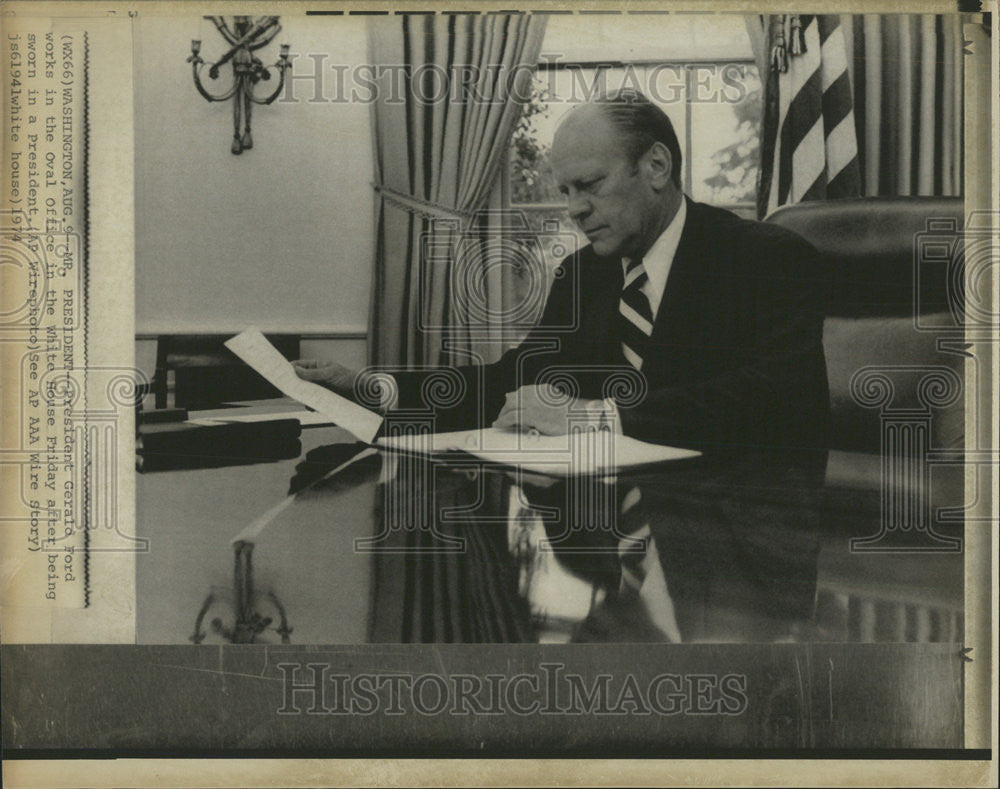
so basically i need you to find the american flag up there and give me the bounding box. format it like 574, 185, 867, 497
758, 14, 862, 218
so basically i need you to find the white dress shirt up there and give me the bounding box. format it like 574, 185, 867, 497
594, 198, 688, 431
621, 196, 687, 322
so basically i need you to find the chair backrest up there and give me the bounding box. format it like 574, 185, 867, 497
153, 334, 300, 410
766, 197, 965, 453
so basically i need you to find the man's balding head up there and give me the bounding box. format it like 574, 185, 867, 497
590, 89, 683, 187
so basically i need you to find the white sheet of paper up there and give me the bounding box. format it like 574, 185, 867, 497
377, 427, 699, 476
224, 329, 383, 443
189, 410, 335, 427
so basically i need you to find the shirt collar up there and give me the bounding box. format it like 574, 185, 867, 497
622, 197, 687, 307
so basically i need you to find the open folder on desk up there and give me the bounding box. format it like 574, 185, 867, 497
226, 329, 700, 474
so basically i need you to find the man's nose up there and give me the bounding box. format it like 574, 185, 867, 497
566, 190, 591, 221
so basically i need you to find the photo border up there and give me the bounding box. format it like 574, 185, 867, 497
1, 1, 996, 787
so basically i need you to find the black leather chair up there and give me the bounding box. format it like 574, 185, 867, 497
767, 198, 966, 627
766, 197, 965, 457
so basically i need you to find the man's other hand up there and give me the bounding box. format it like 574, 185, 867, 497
492, 384, 604, 435
292, 359, 360, 399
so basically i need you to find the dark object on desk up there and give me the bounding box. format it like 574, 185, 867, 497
766, 196, 965, 454
287, 442, 377, 495
152, 334, 300, 409
136, 418, 301, 472
137, 407, 189, 425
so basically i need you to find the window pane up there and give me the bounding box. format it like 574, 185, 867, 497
689, 64, 762, 205
540, 14, 754, 63
509, 75, 560, 205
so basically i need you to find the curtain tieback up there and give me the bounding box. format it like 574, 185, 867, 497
371, 182, 471, 222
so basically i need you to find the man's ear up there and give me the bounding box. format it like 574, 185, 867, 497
642, 141, 673, 190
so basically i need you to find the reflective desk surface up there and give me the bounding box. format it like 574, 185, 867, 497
0, 410, 968, 754
136, 411, 964, 648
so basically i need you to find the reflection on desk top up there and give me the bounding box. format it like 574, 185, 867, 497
136, 426, 964, 646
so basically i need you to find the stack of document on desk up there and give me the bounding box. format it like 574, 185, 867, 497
136, 418, 301, 472
377, 427, 699, 476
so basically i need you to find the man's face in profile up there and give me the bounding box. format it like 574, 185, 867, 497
550, 106, 665, 261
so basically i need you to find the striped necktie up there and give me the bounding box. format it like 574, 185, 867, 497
618, 257, 654, 370
617, 485, 649, 594
617, 485, 683, 641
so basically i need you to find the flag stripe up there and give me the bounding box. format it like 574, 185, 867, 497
821, 71, 854, 136
801, 171, 828, 202
825, 113, 859, 179
819, 23, 847, 80
816, 14, 840, 46
777, 69, 823, 204
790, 120, 827, 203
827, 157, 861, 197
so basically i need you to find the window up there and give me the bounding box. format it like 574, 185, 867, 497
505, 16, 761, 271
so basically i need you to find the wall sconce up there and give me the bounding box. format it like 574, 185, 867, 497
189, 541, 292, 644
186, 15, 291, 154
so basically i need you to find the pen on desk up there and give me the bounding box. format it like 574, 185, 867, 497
138, 408, 188, 425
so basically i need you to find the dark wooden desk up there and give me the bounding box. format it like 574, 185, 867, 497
18, 426, 971, 754
137, 418, 963, 648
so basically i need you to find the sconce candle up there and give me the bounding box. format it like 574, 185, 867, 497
185, 15, 291, 154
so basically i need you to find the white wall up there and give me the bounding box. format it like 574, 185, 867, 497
134, 16, 373, 339
133, 336, 367, 388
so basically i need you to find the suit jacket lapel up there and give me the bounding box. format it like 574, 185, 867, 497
585, 248, 626, 366
647, 197, 704, 383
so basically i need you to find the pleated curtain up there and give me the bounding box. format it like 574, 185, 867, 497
848, 14, 964, 196
368, 14, 547, 367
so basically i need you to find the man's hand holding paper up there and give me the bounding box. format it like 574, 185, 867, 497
291, 359, 362, 400
224, 329, 383, 443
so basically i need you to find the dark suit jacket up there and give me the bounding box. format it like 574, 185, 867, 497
392, 198, 830, 454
